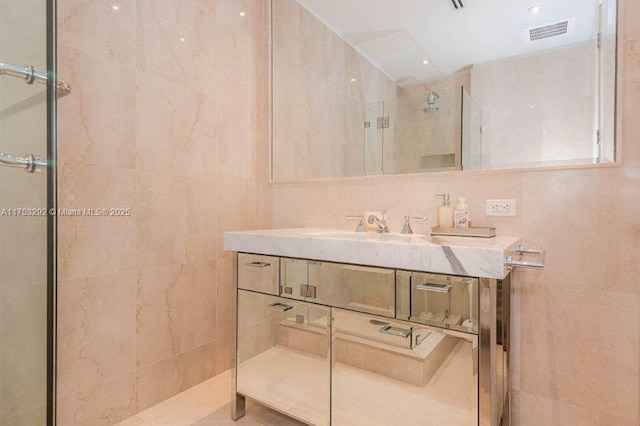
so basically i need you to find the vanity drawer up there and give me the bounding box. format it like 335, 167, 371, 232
408, 272, 479, 334
237, 253, 280, 295
281, 258, 396, 318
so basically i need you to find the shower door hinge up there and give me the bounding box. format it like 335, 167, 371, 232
596, 129, 601, 145
364, 121, 371, 128
597, 32, 601, 49
377, 116, 389, 129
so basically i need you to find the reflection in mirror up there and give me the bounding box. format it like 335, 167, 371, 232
365, 87, 483, 175
271, 0, 617, 181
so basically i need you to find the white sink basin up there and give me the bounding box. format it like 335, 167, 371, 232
303, 231, 411, 241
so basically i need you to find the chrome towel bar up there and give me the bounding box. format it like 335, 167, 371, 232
0, 62, 71, 173
0, 62, 71, 95
0, 152, 47, 173
505, 245, 546, 269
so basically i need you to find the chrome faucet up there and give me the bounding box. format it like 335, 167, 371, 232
345, 214, 366, 232
401, 216, 428, 234
367, 210, 389, 233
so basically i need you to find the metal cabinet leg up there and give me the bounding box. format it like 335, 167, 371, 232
231, 392, 245, 421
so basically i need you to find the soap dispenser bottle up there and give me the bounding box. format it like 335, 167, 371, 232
454, 197, 470, 228
435, 194, 453, 228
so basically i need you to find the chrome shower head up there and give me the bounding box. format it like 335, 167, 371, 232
423, 91, 440, 113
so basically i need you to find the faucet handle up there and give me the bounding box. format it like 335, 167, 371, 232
401, 216, 427, 234
345, 214, 365, 232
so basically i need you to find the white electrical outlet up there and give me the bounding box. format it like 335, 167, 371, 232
486, 199, 517, 217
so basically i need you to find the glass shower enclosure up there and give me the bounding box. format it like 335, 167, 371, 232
0, 0, 60, 424
364, 86, 482, 175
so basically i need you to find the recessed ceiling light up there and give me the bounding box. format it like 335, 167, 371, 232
239, 11, 246, 17
112, 5, 119, 10
350, 78, 357, 82
528, 5, 542, 14
422, 59, 429, 65
180, 38, 186, 42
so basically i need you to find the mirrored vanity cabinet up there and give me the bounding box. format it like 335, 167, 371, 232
226, 230, 523, 426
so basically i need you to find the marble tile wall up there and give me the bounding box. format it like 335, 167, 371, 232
470, 44, 596, 168
268, 1, 640, 423
271, 0, 398, 181
55, 0, 267, 424
0, 0, 48, 423
385, 87, 463, 174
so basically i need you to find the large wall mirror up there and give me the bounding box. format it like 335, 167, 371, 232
271, 0, 618, 181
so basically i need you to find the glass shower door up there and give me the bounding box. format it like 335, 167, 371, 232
0, 0, 57, 424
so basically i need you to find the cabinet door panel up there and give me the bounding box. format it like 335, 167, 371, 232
237, 290, 331, 426
409, 272, 479, 334
280, 258, 309, 300
331, 308, 478, 426
309, 261, 395, 317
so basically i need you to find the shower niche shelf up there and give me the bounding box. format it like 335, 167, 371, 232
226, 229, 518, 426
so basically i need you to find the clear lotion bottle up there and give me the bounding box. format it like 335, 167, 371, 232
436, 194, 453, 228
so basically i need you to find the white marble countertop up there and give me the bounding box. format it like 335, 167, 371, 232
224, 228, 521, 279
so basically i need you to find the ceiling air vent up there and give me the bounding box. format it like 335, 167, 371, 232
450, 0, 464, 10
523, 17, 575, 43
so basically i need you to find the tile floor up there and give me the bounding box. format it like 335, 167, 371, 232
115, 370, 303, 425
117, 340, 475, 426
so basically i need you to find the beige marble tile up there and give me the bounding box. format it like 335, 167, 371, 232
56, 373, 137, 426
115, 371, 303, 426
0, 405, 46, 426
518, 282, 639, 420
0, 174, 47, 287
136, 262, 216, 367
217, 102, 261, 182
57, 46, 136, 169
237, 346, 329, 424
214, 333, 235, 377
0, 22, 46, 105
58, 0, 136, 65
57, 164, 136, 280
271, 183, 331, 228
135, 72, 218, 177
625, 1, 640, 41
621, 81, 640, 167
0, 0, 46, 34
214, 21, 262, 112
217, 181, 262, 259
514, 390, 637, 426
0, 90, 47, 159
136, 172, 217, 268
136, 0, 217, 96
135, 342, 217, 412
56, 272, 136, 398
520, 168, 640, 294
236, 342, 475, 426
624, 40, 640, 82
132, 367, 229, 425
216, 0, 262, 42
0, 284, 47, 420
215, 257, 235, 340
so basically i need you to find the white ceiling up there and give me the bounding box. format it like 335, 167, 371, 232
296, 0, 600, 86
